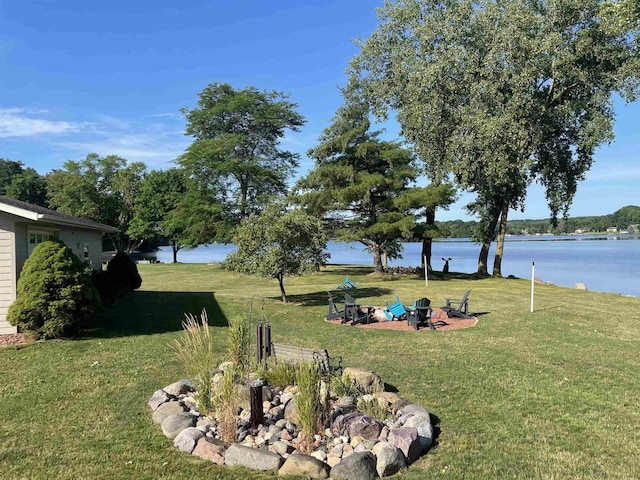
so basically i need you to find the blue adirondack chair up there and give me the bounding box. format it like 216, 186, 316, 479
337, 276, 358, 290
383, 296, 408, 321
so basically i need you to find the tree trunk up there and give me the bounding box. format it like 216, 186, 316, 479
277, 274, 287, 303
477, 214, 499, 276
492, 203, 510, 277
172, 246, 178, 264
421, 238, 433, 272
371, 244, 384, 273
421, 205, 436, 272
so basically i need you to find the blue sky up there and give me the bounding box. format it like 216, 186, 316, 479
0, 0, 638, 221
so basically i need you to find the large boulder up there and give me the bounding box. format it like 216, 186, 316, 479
343, 367, 383, 394
161, 412, 195, 440
224, 444, 283, 471
372, 441, 407, 477
278, 453, 330, 479
388, 427, 421, 464
332, 412, 383, 441
152, 401, 186, 425
173, 427, 204, 453
148, 389, 173, 411
404, 414, 434, 450
330, 451, 378, 480
192, 437, 226, 465
163, 379, 194, 397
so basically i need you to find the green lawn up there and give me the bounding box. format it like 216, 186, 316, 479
1, 263, 639, 479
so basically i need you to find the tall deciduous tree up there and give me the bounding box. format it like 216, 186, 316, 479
0, 159, 48, 206
222, 206, 329, 303
128, 168, 189, 263
294, 98, 416, 272
47, 153, 147, 252
179, 82, 305, 235
350, 0, 639, 276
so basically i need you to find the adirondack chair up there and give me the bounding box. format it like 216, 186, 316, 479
325, 291, 345, 321
337, 276, 358, 290
406, 297, 434, 330
442, 290, 472, 319
383, 296, 408, 321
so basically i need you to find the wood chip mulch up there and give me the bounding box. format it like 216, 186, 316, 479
326, 307, 477, 331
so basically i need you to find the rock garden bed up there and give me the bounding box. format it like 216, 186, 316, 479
149, 366, 435, 479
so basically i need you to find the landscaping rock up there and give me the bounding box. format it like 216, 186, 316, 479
161, 412, 196, 440
192, 437, 226, 464
284, 396, 299, 424
404, 414, 434, 450
388, 427, 421, 463
333, 412, 383, 440
343, 367, 383, 393
330, 451, 378, 480
372, 441, 406, 477
163, 379, 194, 396
278, 453, 330, 479
148, 389, 172, 411
575, 282, 587, 290
390, 398, 412, 414
401, 403, 431, 420
152, 401, 186, 425
174, 427, 204, 453
224, 444, 283, 471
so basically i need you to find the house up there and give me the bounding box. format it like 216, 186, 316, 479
0, 196, 118, 334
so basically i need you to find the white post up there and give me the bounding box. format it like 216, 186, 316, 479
530, 261, 535, 313
424, 256, 428, 288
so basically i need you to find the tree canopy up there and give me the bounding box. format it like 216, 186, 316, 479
178, 82, 305, 238
222, 206, 329, 302
350, 0, 639, 276
47, 153, 147, 252
294, 98, 416, 272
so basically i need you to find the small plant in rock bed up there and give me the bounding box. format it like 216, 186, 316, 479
263, 360, 298, 391
170, 309, 216, 414
295, 361, 329, 454
226, 314, 250, 375
330, 371, 360, 397
357, 395, 390, 423
212, 365, 239, 444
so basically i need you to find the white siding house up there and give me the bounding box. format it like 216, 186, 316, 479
0, 196, 118, 335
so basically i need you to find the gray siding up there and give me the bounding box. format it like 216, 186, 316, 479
0, 218, 17, 334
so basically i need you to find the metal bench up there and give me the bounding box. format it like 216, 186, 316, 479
270, 343, 342, 375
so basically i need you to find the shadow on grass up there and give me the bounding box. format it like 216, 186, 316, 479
83, 290, 227, 339
280, 287, 395, 307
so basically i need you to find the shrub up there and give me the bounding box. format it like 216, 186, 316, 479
212, 366, 238, 444
7, 240, 101, 339
92, 252, 142, 305
106, 251, 142, 290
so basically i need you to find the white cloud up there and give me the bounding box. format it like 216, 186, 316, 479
0, 108, 81, 137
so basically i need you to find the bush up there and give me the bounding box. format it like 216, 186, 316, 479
106, 251, 142, 290
7, 240, 101, 339
91, 252, 142, 305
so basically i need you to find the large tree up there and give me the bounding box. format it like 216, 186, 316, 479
178, 82, 305, 235
294, 98, 416, 272
350, 0, 639, 276
128, 168, 189, 263
222, 206, 329, 303
0, 159, 48, 206
47, 153, 147, 252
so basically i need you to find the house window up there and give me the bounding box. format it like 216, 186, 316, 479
27, 229, 58, 256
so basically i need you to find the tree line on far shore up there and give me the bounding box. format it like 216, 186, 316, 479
1, 1, 637, 292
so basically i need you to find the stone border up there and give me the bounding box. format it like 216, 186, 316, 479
149, 366, 435, 479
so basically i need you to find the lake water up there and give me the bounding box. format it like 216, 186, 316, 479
152, 234, 640, 297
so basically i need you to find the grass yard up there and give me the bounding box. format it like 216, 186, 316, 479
1, 263, 640, 479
